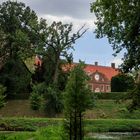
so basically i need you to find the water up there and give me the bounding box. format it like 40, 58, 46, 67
87, 132, 140, 140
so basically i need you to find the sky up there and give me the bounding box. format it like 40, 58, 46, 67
0, 0, 123, 67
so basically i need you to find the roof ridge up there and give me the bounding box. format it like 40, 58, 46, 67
73, 62, 118, 69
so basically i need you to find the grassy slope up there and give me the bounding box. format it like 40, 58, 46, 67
86, 100, 140, 119
0, 100, 140, 119
0, 100, 46, 118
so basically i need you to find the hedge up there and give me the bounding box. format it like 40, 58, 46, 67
94, 92, 129, 100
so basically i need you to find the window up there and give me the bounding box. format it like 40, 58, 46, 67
101, 85, 104, 91
106, 85, 110, 91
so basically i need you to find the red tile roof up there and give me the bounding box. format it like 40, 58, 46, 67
62, 63, 119, 80
35, 55, 119, 81
84, 64, 119, 80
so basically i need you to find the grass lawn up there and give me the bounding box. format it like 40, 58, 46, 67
0, 118, 140, 132
0, 118, 140, 140
85, 100, 140, 119
0, 99, 140, 119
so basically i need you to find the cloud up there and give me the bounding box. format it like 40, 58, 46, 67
16, 0, 94, 20
0, 0, 96, 31
41, 14, 96, 32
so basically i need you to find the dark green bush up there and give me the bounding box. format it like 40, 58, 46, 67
44, 84, 64, 116
30, 83, 46, 110
111, 74, 135, 92
94, 92, 129, 100
0, 58, 31, 99
30, 92, 44, 110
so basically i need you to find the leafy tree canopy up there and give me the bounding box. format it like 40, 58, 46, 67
91, 0, 140, 72
34, 21, 87, 87
111, 73, 135, 92
0, 58, 31, 98
0, 1, 45, 64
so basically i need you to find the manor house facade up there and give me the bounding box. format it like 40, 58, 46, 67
35, 56, 119, 92
84, 62, 119, 92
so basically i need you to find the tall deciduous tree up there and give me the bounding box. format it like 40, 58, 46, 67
0, 1, 46, 98
64, 62, 94, 140
0, 1, 42, 62
32, 22, 87, 116
91, 0, 140, 72
42, 22, 87, 86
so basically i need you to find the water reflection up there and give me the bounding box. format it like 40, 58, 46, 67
88, 132, 140, 140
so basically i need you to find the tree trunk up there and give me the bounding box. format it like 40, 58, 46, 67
53, 55, 60, 85
70, 114, 72, 140
74, 109, 77, 140
79, 113, 82, 140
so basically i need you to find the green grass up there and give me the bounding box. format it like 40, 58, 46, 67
85, 100, 140, 119
0, 132, 34, 140
0, 118, 140, 132
1, 99, 140, 119
0, 117, 62, 131
1, 119, 140, 140
0, 118, 140, 139
85, 119, 140, 133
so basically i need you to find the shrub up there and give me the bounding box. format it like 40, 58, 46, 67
0, 58, 31, 99
111, 74, 135, 92
94, 92, 129, 100
30, 83, 46, 110
45, 85, 64, 116
30, 92, 44, 110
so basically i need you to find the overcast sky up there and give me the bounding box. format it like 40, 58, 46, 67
0, 0, 123, 67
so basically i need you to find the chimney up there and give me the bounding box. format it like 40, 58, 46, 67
111, 63, 115, 68
95, 62, 98, 66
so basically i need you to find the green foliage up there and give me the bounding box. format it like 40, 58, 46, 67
30, 92, 44, 110
85, 119, 140, 133
94, 92, 128, 100
0, 118, 61, 131
1, 118, 140, 140
91, 0, 140, 72
111, 74, 135, 92
30, 83, 46, 110
0, 58, 31, 99
64, 62, 94, 140
0, 84, 6, 109
30, 83, 63, 116
0, 132, 34, 140
45, 85, 64, 116
35, 21, 86, 86
0, 1, 41, 61
127, 82, 140, 112
35, 126, 65, 140
0, 1, 47, 98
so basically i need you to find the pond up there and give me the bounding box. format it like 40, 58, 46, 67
88, 132, 140, 140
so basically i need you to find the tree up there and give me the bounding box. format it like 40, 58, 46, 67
41, 21, 87, 86
91, 0, 140, 72
63, 63, 94, 140
111, 74, 135, 92
0, 1, 46, 98
0, 58, 31, 98
32, 22, 87, 115
0, 1, 42, 62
